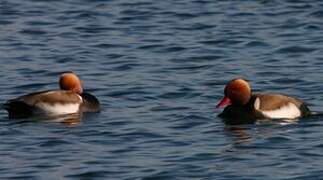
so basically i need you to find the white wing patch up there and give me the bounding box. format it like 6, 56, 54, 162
36, 103, 81, 115
254, 97, 260, 110
258, 102, 301, 119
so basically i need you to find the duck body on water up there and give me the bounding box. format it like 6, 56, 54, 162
3, 72, 100, 118
217, 79, 311, 125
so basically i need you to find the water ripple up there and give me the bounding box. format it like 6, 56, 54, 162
1, 0, 323, 179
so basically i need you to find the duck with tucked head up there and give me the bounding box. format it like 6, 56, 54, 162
3, 72, 100, 118
216, 78, 310, 125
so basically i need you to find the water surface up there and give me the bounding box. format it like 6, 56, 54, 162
1, 0, 323, 179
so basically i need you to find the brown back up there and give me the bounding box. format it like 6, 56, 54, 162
254, 93, 304, 111
22, 90, 82, 106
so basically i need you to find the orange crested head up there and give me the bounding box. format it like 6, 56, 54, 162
217, 78, 252, 108
59, 72, 83, 94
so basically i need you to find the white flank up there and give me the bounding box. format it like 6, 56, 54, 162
36, 103, 80, 115
259, 103, 301, 119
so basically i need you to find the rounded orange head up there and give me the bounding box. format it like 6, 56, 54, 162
59, 72, 83, 94
216, 78, 252, 108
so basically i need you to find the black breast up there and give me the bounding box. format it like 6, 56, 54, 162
218, 97, 265, 125
80, 92, 100, 112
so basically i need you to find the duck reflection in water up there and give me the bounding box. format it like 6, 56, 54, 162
224, 126, 253, 145
45, 113, 83, 126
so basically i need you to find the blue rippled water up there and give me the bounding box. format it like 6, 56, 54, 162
2, 0, 323, 179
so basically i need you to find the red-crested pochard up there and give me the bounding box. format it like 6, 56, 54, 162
216, 78, 310, 125
3, 72, 100, 118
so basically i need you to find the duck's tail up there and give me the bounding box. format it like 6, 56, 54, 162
2, 101, 11, 111
309, 111, 323, 117
2, 100, 33, 118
